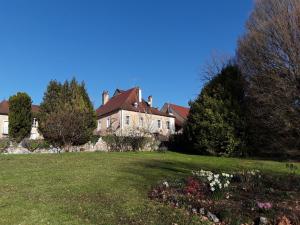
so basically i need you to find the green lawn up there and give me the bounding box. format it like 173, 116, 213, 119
0, 152, 299, 225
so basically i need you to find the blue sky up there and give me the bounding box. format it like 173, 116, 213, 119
0, 0, 253, 108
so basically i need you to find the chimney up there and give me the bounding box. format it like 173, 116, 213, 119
138, 87, 142, 102
102, 91, 109, 105
167, 103, 173, 115
148, 95, 153, 107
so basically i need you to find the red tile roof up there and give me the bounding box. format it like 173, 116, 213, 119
161, 103, 190, 129
31, 105, 40, 113
168, 104, 190, 119
0, 100, 40, 115
0, 100, 9, 115
96, 87, 173, 118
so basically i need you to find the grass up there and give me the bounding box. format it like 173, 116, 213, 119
0, 151, 299, 225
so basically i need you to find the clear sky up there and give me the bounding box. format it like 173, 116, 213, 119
0, 0, 253, 108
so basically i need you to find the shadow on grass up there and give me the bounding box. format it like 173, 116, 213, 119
117, 154, 300, 191
117, 157, 213, 190
167, 146, 300, 163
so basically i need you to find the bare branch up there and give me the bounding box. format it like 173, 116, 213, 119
201, 51, 233, 82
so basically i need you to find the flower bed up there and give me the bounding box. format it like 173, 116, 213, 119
149, 168, 300, 225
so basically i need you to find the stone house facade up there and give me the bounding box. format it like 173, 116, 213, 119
96, 87, 175, 136
0, 100, 42, 139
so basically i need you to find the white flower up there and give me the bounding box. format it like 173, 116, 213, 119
222, 173, 230, 177
211, 187, 215, 192
163, 181, 169, 188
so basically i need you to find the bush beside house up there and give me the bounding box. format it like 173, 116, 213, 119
184, 65, 246, 156
102, 134, 159, 152
38, 79, 97, 148
0, 138, 10, 152
8, 92, 33, 143
22, 139, 50, 152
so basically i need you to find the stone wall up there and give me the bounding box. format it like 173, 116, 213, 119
0, 136, 161, 154
64, 137, 109, 152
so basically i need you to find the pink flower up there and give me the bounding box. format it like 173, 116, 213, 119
257, 201, 272, 209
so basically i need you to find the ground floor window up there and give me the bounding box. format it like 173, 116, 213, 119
126, 116, 130, 125
3, 121, 8, 135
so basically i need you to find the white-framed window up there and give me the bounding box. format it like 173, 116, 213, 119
166, 121, 170, 130
3, 121, 8, 135
106, 117, 111, 128
126, 116, 130, 125
139, 117, 144, 127
157, 120, 161, 129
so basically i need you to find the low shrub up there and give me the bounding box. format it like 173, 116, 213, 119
167, 133, 190, 153
102, 135, 124, 151
102, 135, 153, 151
90, 135, 100, 145
129, 136, 150, 151
22, 139, 50, 152
0, 138, 10, 152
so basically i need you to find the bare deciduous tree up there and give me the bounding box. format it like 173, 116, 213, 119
202, 51, 233, 82
237, 0, 300, 156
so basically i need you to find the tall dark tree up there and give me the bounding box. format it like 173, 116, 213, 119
184, 65, 246, 156
237, 0, 300, 157
38, 78, 96, 147
39, 80, 62, 114
8, 92, 33, 143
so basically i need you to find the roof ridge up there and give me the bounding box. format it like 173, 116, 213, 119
169, 103, 189, 109
120, 87, 138, 109
96, 87, 173, 118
